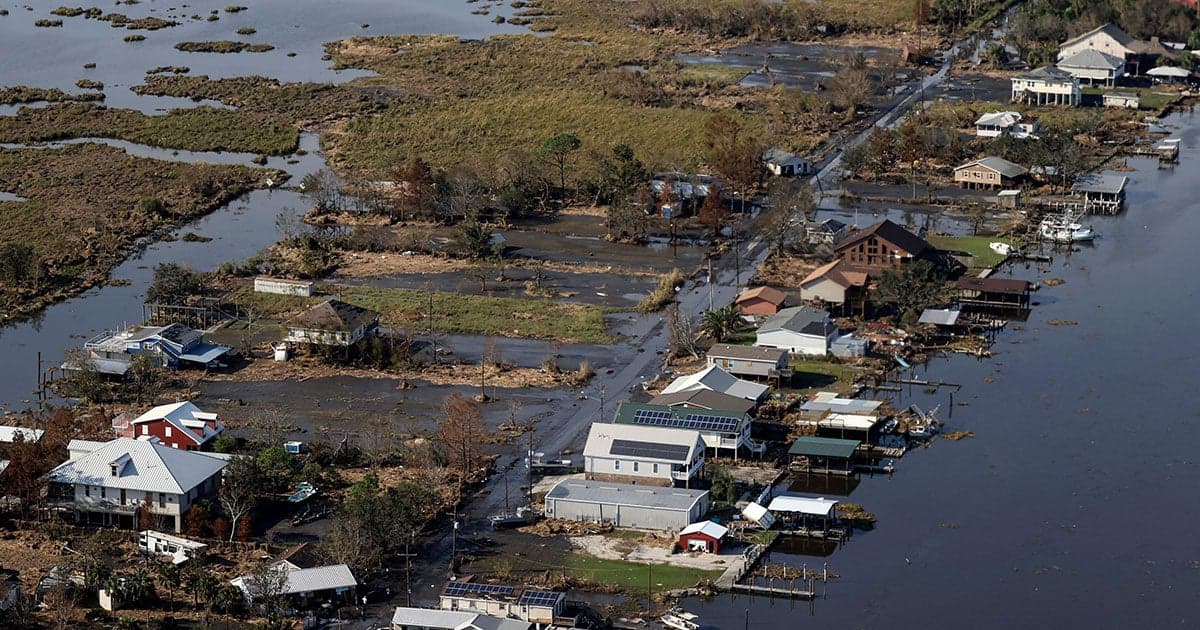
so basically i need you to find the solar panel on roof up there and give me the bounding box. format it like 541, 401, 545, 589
444, 582, 516, 598
519, 590, 561, 606
631, 407, 740, 434
609, 439, 691, 462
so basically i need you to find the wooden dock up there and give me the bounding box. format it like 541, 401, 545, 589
728, 581, 816, 600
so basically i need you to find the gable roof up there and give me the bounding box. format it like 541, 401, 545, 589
648, 389, 757, 415
680, 520, 729, 540
49, 438, 229, 494
583, 423, 704, 465
974, 111, 1022, 128
800, 259, 869, 289
788, 436, 861, 459
1016, 66, 1077, 83
1060, 23, 1133, 50
290, 299, 378, 332
763, 148, 805, 165
132, 401, 222, 445
706, 343, 787, 363
612, 402, 748, 435
735, 286, 787, 307
1058, 49, 1126, 70
659, 365, 769, 401
954, 156, 1029, 178
758, 306, 835, 337
957, 276, 1031, 294
833, 220, 930, 257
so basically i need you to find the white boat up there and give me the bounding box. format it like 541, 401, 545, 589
661, 609, 700, 630
1039, 221, 1096, 243
989, 242, 1014, 256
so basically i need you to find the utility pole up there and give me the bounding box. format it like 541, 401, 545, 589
733, 234, 741, 287
428, 289, 437, 365
706, 256, 714, 311
598, 385, 607, 423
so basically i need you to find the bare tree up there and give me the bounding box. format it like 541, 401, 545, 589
218, 455, 262, 542
666, 302, 701, 360
42, 585, 78, 630
438, 394, 487, 483
245, 561, 290, 622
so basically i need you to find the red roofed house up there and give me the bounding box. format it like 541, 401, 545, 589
677, 520, 728, 553
799, 259, 869, 309
734, 286, 788, 317
115, 402, 224, 451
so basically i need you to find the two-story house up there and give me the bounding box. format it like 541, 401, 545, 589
74, 323, 232, 376
583, 423, 705, 487
285, 299, 380, 347
113, 401, 224, 451
47, 438, 229, 532
611, 402, 764, 459
832, 219, 943, 276
1011, 66, 1081, 106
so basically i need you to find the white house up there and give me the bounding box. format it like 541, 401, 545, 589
1011, 66, 1081, 106
232, 562, 357, 605
285, 299, 380, 347
1058, 23, 1170, 74
583, 422, 705, 487
1057, 49, 1125, 86
763, 148, 809, 177
612, 402, 764, 459
660, 364, 769, 402
755, 306, 839, 356
974, 111, 1037, 138
438, 582, 564, 625
392, 607, 532, 630
253, 277, 315, 297
48, 438, 228, 532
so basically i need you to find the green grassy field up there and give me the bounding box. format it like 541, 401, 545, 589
562, 553, 722, 593
928, 234, 1013, 270
1081, 86, 1182, 110
789, 359, 857, 395
335, 285, 612, 344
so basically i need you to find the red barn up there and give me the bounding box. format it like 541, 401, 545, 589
677, 521, 729, 554
119, 401, 224, 451
734, 286, 788, 317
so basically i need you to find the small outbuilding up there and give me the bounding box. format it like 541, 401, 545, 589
763, 148, 809, 177
734, 286, 788, 317
1146, 65, 1190, 83
1103, 91, 1140, 109
253, 277, 315, 297
996, 189, 1022, 208
677, 521, 729, 553
788, 436, 861, 475
806, 218, 848, 245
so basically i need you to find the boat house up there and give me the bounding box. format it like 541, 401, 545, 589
957, 277, 1032, 310
788, 436, 861, 475
1072, 173, 1128, 214
543, 479, 710, 531
766, 495, 842, 534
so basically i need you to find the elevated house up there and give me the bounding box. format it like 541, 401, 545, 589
285, 299, 379, 347
1057, 49, 1126, 86
957, 277, 1032, 311
974, 111, 1037, 138
763, 148, 809, 177
734, 286, 788, 317
1058, 23, 1171, 75
544, 479, 709, 531
954, 157, 1029, 190
1072, 173, 1128, 214
649, 389, 757, 416
113, 401, 223, 451
74, 323, 232, 376
47, 438, 228, 532
582, 422, 706, 487
1011, 66, 1081, 106
754, 306, 838, 356
612, 402, 764, 459
660, 364, 769, 402
438, 582, 565, 625
833, 219, 946, 276
231, 562, 357, 607
705, 343, 790, 380
799, 259, 868, 311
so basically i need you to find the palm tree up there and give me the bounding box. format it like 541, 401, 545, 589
700, 305, 743, 342
156, 562, 181, 612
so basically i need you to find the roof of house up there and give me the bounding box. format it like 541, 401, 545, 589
758, 306, 836, 338
276, 542, 325, 570
391, 608, 479, 629
1105, 91, 1140, 100
918, 307, 963, 326
49, 438, 229, 494
680, 520, 729, 540
612, 402, 747, 435
583, 422, 704, 465
1016, 65, 1078, 83
800, 392, 884, 415
788, 436, 861, 459
735, 286, 787, 307
233, 563, 357, 597
974, 111, 1022, 127
545, 479, 709, 512
1072, 173, 1128, 194
648, 389, 757, 415
132, 401, 222, 445
1058, 49, 1125, 70
1060, 23, 1134, 50
813, 218, 847, 234
290, 299, 378, 332
767, 495, 839, 516
464, 617, 534, 630
0, 425, 44, 443
659, 365, 770, 401
957, 276, 1031, 294
763, 148, 805, 164
800, 259, 869, 289
707, 343, 788, 363
818, 413, 879, 431
834, 219, 930, 257
1146, 65, 1190, 78
954, 156, 1029, 178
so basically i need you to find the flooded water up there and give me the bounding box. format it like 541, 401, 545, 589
0, 0, 522, 411
688, 112, 1200, 628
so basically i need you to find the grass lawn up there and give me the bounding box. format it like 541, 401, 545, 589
1081, 86, 1181, 110
336, 285, 612, 344
562, 553, 722, 593
676, 63, 749, 88
928, 235, 1012, 270
789, 359, 856, 395
224, 287, 319, 317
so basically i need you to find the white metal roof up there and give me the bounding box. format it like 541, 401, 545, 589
974, 111, 1021, 128
819, 413, 879, 431
233, 563, 357, 597
680, 520, 729, 540
767, 495, 839, 516
545, 479, 708, 512
740, 502, 776, 528
132, 401, 222, 444
1146, 66, 1190, 78
392, 607, 478, 628
801, 393, 883, 415
919, 307, 962, 326
0, 425, 44, 443
660, 365, 768, 401
582, 423, 703, 465
50, 438, 229, 494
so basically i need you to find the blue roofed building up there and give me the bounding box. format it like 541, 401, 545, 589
70, 323, 231, 375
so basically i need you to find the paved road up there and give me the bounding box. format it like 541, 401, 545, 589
351, 34, 976, 630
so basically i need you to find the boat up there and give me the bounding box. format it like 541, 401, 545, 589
1039, 216, 1096, 243
287, 482, 318, 504
661, 608, 701, 630
989, 242, 1015, 256
489, 505, 540, 529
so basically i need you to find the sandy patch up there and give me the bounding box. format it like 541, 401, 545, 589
749, 253, 821, 289
570, 534, 734, 571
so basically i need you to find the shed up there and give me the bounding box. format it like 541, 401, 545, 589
996, 189, 1022, 208
740, 502, 776, 529
1103, 91, 1140, 108
734, 286, 788, 317
788, 436, 860, 474
705, 343, 789, 379
918, 307, 963, 327
543, 480, 709, 531
763, 148, 809, 177
830, 334, 868, 359
253, 277, 315, 297
677, 520, 729, 553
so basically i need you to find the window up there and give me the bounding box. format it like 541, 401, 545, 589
614, 460, 621, 471
141, 425, 148, 435
110, 463, 118, 477
85, 486, 90, 497
633, 462, 639, 472
164, 426, 172, 438
158, 493, 166, 508
653, 463, 659, 474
